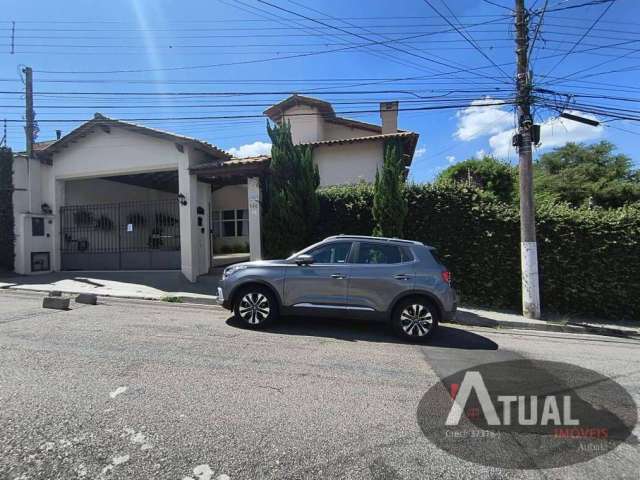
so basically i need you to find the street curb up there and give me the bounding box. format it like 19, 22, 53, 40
2, 287, 637, 339
1, 286, 218, 305
448, 314, 640, 339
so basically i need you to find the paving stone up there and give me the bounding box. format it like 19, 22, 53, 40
43, 296, 70, 310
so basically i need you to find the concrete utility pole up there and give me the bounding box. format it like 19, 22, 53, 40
24, 66, 34, 212
514, 0, 541, 319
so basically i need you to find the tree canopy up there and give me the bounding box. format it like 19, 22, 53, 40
534, 141, 640, 208
435, 142, 639, 208
435, 155, 517, 203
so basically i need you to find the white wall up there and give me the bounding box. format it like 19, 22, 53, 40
12, 125, 215, 278
211, 184, 249, 251
51, 127, 183, 181
323, 121, 377, 141
313, 140, 384, 187
212, 184, 248, 210
65, 178, 175, 205
283, 104, 324, 144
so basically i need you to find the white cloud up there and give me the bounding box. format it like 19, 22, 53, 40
475, 149, 487, 159
489, 110, 604, 158
227, 141, 271, 158
454, 98, 513, 141
446, 155, 456, 164
414, 147, 427, 158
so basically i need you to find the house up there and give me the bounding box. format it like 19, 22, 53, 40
10, 95, 418, 280
264, 95, 418, 186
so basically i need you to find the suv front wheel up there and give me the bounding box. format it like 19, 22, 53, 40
233, 285, 278, 328
392, 297, 439, 342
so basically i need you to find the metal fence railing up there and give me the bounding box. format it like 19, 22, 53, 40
60, 199, 180, 254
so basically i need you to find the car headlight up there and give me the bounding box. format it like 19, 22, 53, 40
223, 264, 248, 279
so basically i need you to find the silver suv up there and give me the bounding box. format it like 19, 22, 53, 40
217, 235, 456, 342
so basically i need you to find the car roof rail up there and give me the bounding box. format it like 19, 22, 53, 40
324, 234, 424, 246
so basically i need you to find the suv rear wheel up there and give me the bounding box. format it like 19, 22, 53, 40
233, 285, 278, 328
392, 297, 439, 342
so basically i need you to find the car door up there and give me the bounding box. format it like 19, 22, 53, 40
346, 241, 416, 314
283, 241, 354, 312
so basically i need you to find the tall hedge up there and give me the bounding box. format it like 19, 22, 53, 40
0, 147, 14, 271
316, 183, 640, 321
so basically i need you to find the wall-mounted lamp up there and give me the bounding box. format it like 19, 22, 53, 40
177, 193, 187, 206
41, 203, 52, 215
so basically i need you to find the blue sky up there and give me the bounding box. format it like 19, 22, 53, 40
2, 0, 639, 181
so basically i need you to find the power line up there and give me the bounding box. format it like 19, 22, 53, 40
0, 99, 517, 123
422, 0, 512, 80
33, 16, 512, 75
540, 0, 615, 13
253, 0, 510, 84
540, 0, 616, 79
529, 0, 549, 62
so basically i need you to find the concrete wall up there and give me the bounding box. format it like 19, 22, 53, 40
323, 121, 377, 141
65, 178, 175, 206
283, 104, 324, 144
211, 184, 249, 251
313, 140, 384, 187
51, 127, 182, 180
13, 126, 214, 279
12, 156, 56, 274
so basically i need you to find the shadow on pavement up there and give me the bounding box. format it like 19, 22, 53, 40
225, 315, 498, 350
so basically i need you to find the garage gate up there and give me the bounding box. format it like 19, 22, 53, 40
60, 199, 180, 270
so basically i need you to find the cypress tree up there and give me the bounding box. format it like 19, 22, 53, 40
372, 139, 407, 237
263, 121, 319, 258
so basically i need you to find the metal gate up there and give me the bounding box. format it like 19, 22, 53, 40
61, 199, 180, 270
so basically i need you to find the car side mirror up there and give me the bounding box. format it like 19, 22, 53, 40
294, 254, 314, 266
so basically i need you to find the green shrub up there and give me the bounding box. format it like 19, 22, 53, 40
315, 183, 640, 321
0, 148, 14, 271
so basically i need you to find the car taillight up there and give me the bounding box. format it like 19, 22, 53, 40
441, 270, 451, 284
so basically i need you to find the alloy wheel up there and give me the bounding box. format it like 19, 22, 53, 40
238, 293, 270, 325
400, 303, 433, 337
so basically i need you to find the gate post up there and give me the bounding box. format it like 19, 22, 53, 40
178, 157, 198, 282
51, 178, 65, 271
247, 177, 262, 261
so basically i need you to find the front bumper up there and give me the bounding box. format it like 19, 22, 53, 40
217, 286, 232, 310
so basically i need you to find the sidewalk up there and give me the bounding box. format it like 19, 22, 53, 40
453, 306, 640, 339
1, 271, 637, 338
0, 270, 220, 304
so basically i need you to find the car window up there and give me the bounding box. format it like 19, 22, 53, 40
355, 242, 404, 264
308, 242, 352, 264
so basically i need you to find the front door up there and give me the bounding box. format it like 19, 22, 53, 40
283, 241, 354, 311
347, 241, 416, 313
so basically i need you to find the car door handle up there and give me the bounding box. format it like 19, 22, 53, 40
331, 273, 347, 279
393, 274, 412, 280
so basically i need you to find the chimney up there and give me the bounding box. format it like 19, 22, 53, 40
55, 129, 62, 140
380, 101, 398, 134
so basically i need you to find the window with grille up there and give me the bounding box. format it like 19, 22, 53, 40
212, 209, 249, 238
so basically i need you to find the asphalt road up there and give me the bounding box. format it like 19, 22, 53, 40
0, 290, 638, 480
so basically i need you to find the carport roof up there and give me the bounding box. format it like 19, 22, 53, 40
34, 113, 231, 162
190, 155, 270, 179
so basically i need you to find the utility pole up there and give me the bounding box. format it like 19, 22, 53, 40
24, 66, 34, 212
515, 0, 541, 319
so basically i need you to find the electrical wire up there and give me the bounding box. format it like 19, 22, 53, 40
423, 0, 512, 80
540, 0, 616, 79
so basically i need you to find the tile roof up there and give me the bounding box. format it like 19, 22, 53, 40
264, 94, 335, 120
36, 113, 231, 161
300, 131, 418, 147
190, 155, 270, 171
